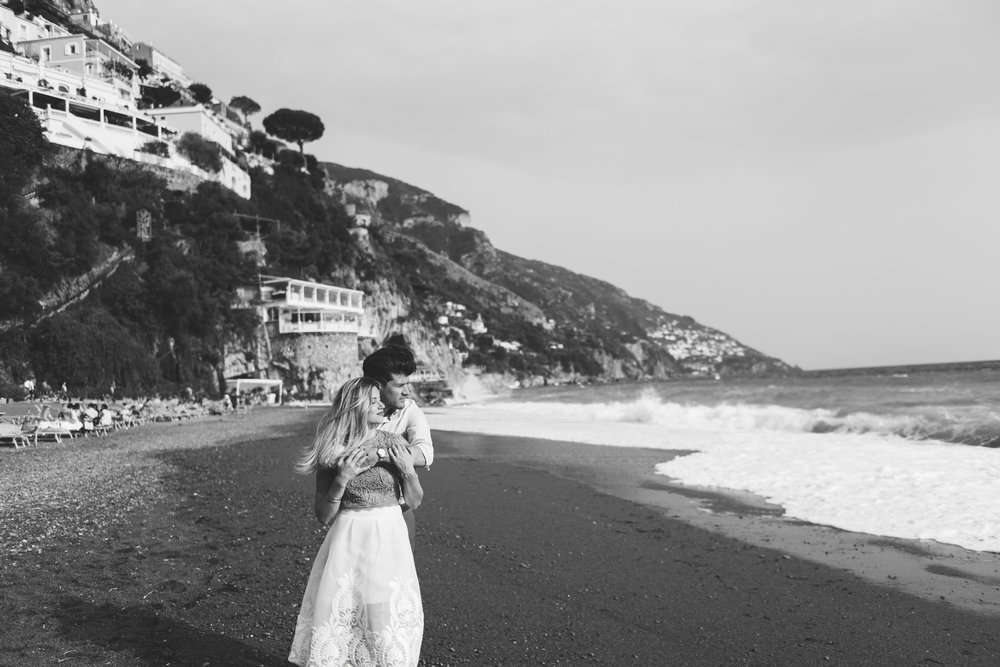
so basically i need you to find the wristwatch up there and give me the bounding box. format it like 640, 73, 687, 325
376, 447, 388, 462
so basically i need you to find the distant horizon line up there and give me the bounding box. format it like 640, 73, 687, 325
801, 359, 1000, 375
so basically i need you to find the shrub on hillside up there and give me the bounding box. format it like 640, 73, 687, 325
248, 130, 283, 159
276, 148, 301, 167
176, 132, 222, 173
0, 270, 44, 319
28, 307, 159, 396
139, 84, 181, 109
188, 82, 213, 106
0, 90, 48, 205
139, 140, 170, 157
1, 134, 372, 395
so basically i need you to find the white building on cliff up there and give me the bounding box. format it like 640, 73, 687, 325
229, 277, 366, 398
256, 276, 364, 336
0, 2, 251, 198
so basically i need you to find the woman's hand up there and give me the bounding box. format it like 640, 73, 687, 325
334, 446, 370, 484
388, 441, 416, 477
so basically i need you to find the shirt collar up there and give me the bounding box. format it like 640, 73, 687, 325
382, 399, 409, 423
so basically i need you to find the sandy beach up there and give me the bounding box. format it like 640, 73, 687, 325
2, 407, 1000, 666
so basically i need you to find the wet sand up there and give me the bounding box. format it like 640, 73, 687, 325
2, 408, 999, 665
434, 430, 1000, 618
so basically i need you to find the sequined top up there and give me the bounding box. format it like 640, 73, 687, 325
340, 431, 408, 509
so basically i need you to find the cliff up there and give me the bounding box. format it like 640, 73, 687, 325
322, 161, 793, 386
0, 88, 792, 401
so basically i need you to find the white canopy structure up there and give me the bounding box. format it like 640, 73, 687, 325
225, 378, 283, 405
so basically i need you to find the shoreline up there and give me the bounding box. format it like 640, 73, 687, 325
3, 408, 1000, 664
433, 429, 1000, 617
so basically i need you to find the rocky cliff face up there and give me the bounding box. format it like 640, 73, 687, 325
0, 136, 790, 400
358, 274, 466, 374
322, 161, 794, 385
326, 179, 389, 212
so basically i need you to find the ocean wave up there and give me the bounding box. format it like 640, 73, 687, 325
483, 392, 1000, 446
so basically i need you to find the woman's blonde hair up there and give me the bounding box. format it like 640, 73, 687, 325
295, 377, 382, 474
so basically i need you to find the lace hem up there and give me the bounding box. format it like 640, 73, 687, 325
289, 571, 423, 667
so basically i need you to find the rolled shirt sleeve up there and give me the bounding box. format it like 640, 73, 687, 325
379, 400, 434, 468
405, 405, 434, 468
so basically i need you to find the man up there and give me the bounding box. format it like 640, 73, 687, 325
362, 345, 433, 547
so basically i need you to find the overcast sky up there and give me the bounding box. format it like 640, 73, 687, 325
96, 0, 1000, 370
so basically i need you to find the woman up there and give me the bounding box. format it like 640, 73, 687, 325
288, 377, 424, 667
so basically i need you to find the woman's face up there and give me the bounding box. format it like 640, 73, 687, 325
365, 386, 385, 426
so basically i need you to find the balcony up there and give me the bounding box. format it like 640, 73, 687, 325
274, 310, 361, 335
260, 276, 363, 314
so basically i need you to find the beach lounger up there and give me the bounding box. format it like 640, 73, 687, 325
34, 420, 79, 443
0, 422, 35, 449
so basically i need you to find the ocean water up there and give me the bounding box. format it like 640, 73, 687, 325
427, 365, 1000, 553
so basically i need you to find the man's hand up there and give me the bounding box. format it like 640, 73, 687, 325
389, 442, 417, 477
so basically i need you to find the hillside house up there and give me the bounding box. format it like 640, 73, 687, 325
128, 41, 190, 87
229, 276, 366, 397
344, 204, 373, 229
469, 313, 487, 335
210, 99, 249, 146
149, 105, 250, 197
67, 5, 132, 53
2, 45, 178, 153
19, 34, 139, 104
347, 211, 372, 241
7, 82, 176, 153
0, 4, 250, 198
0, 3, 71, 48
232, 277, 365, 336
150, 104, 234, 151
0, 48, 250, 198
257, 277, 364, 336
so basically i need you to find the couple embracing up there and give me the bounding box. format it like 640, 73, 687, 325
288, 345, 433, 667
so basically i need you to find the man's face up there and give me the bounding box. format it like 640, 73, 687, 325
380, 374, 411, 413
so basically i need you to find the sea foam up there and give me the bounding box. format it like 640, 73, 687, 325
461, 392, 928, 438
427, 394, 1000, 553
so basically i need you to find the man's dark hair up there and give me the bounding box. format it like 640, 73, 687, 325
363, 345, 417, 383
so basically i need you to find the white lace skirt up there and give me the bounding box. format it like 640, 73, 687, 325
288, 505, 423, 667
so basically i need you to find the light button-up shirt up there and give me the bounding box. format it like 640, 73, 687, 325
377, 398, 433, 468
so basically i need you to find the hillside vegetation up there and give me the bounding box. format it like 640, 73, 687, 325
0, 91, 792, 400
321, 161, 793, 382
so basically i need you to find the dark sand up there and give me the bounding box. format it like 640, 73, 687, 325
2, 409, 1000, 665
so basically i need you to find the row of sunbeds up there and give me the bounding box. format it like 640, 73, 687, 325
0, 399, 228, 450
0, 411, 144, 449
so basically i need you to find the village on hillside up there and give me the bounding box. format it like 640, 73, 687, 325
0, 0, 256, 198
0, 1, 780, 399
0, 0, 391, 400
